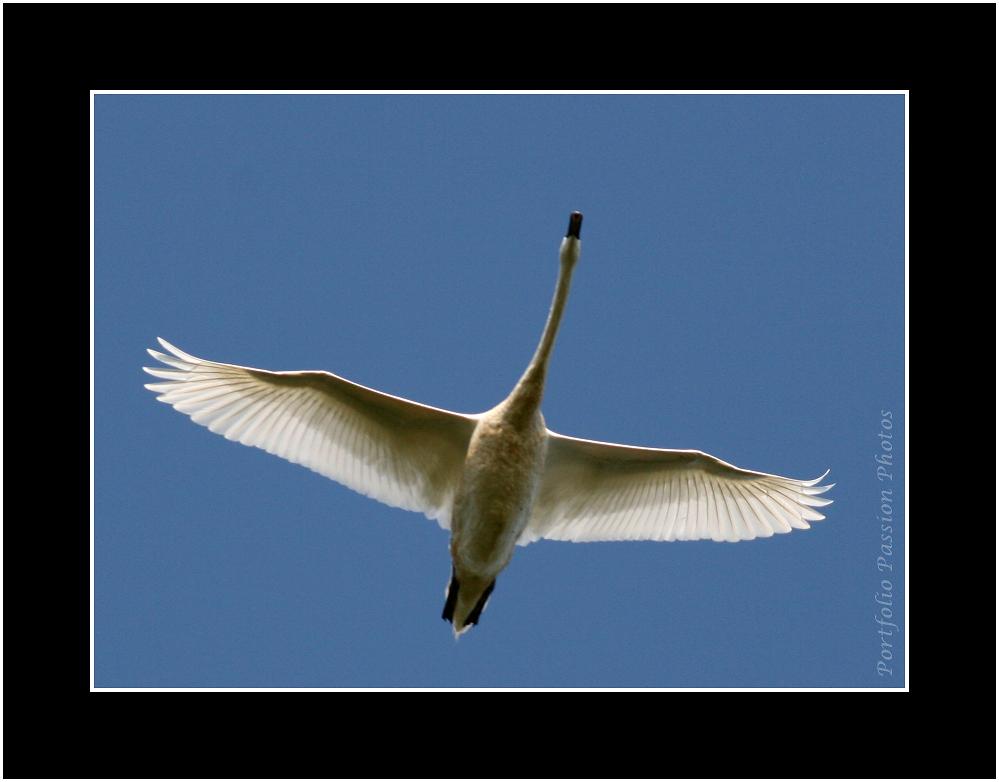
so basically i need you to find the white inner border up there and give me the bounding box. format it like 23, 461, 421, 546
90, 89, 910, 692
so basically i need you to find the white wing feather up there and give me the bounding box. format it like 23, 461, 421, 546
144, 338, 476, 528
520, 431, 833, 544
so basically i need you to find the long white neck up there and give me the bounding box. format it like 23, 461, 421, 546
506, 233, 581, 420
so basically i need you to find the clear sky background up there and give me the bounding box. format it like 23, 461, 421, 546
95, 94, 905, 688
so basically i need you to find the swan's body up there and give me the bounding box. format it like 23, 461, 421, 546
144, 212, 832, 635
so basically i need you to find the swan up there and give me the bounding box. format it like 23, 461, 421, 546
144, 212, 832, 636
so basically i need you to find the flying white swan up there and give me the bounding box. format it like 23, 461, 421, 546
144, 212, 832, 635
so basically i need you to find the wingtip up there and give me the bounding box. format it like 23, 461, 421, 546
801, 469, 831, 487
154, 337, 204, 365
143, 380, 171, 391
156, 336, 186, 356
802, 481, 834, 497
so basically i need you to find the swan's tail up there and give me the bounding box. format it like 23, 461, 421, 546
442, 569, 496, 637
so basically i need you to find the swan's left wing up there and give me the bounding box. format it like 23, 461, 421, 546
519, 430, 833, 544
144, 338, 476, 529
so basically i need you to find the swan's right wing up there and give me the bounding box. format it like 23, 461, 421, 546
144, 338, 476, 529
520, 431, 833, 544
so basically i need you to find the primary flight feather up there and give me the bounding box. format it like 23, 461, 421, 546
144, 212, 832, 635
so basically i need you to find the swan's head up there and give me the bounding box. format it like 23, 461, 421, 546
559, 211, 582, 267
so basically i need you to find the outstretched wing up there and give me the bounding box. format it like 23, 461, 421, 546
144, 338, 476, 528
520, 431, 833, 544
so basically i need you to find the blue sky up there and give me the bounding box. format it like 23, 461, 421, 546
95, 94, 905, 687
